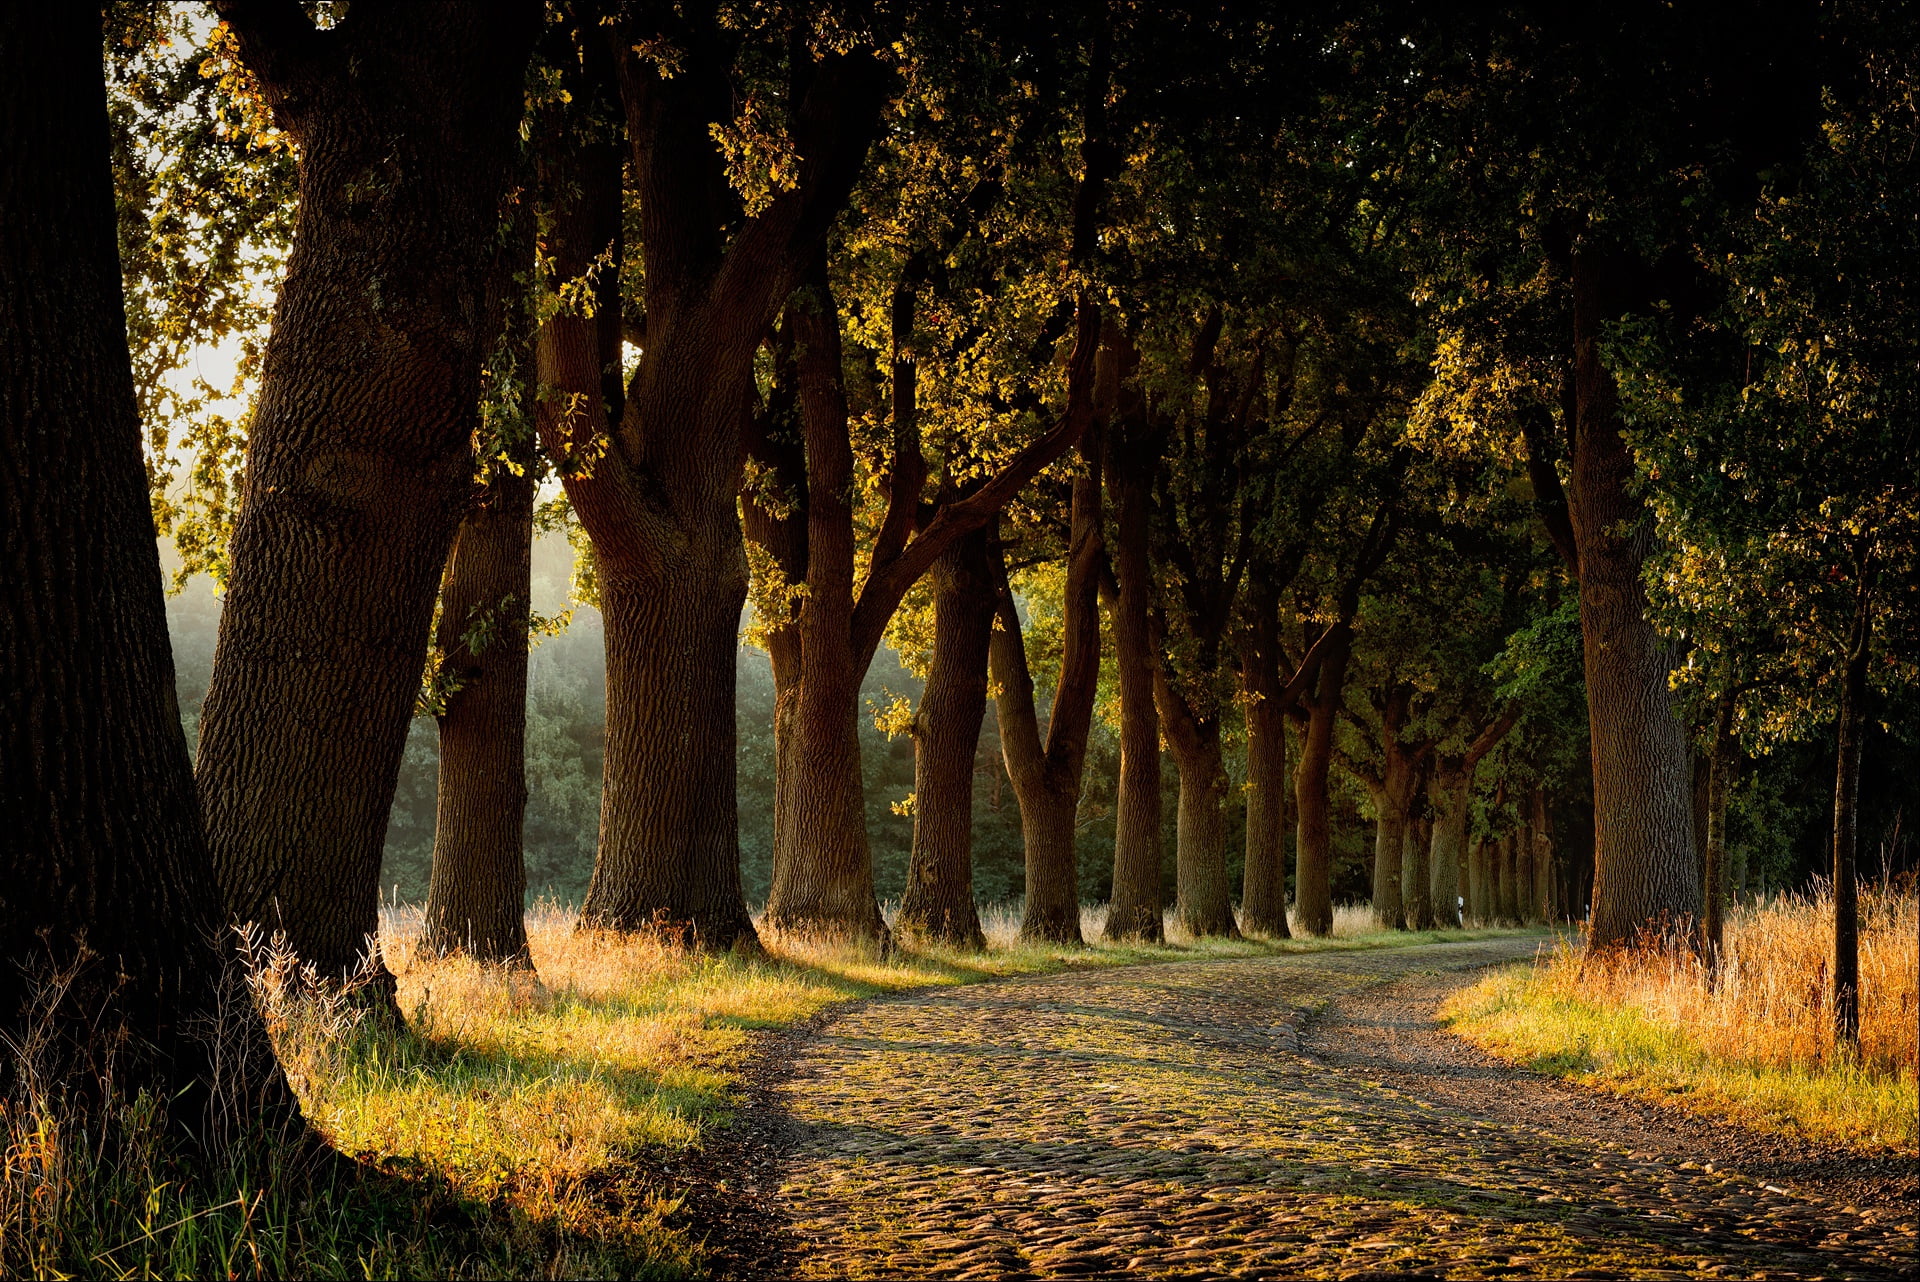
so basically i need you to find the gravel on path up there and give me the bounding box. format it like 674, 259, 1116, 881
731, 937, 1914, 1280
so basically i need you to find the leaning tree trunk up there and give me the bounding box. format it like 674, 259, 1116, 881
1103, 418, 1164, 942
989, 433, 1103, 946
1293, 628, 1352, 938
0, 1, 295, 1132
1570, 253, 1700, 947
1832, 592, 1872, 1049
899, 529, 997, 949
1240, 604, 1291, 937
195, 1, 540, 979
420, 463, 535, 965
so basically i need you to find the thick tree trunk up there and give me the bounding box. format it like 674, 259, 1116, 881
195, 2, 539, 979
1239, 603, 1291, 937
1491, 835, 1511, 924
1159, 702, 1240, 939
1103, 417, 1164, 942
1516, 819, 1537, 924
1832, 595, 1871, 1048
1404, 808, 1434, 931
421, 464, 535, 964
1367, 781, 1406, 930
899, 528, 996, 948
1570, 253, 1700, 947
0, 2, 295, 1130
1428, 762, 1470, 928
1292, 628, 1351, 937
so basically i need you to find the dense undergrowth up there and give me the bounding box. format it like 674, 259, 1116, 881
2, 903, 1519, 1279
1443, 883, 1919, 1152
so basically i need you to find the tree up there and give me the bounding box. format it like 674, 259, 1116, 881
1, 0, 292, 1130
192, 0, 542, 981
1631, 17, 1920, 1037
421, 198, 541, 965
537, 4, 885, 948
1391, 5, 1824, 946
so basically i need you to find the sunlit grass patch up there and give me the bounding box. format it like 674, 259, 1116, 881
1441, 884, 1918, 1153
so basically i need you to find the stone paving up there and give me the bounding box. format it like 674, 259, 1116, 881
768, 939, 1915, 1279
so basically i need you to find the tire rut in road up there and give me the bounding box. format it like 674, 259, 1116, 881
756, 938, 1913, 1279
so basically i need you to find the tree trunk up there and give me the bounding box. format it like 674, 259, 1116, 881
1532, 789, 1556, 924
1404, 808, 1434, 931
763, 265, 889, 941
1293, 627, 1352, 937
1467, 835, 1489, 925
1158, 696, 1240, 939
422, 195, 538, 966
1239, 599, 1291, 937
0, 1, 295, 1131
1495, 834, 1515, 925
421, 463, 535, 965
899, 528, 996, 948
1428, 761, 1470, 929
989, 432, 1103, 945
194, 2, 540, 980
1832, 592, 1871, 1049
1103, 412, 1164, 942
1516, 818, 1537, 924
1699, 696, 1735, 969
1569, 253, 1701, 947
538, 21, 880, 949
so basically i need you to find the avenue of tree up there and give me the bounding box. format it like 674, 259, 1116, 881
4, 0, 1914, 1143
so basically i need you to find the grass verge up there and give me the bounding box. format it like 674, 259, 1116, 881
1441, 885, 1917, 1155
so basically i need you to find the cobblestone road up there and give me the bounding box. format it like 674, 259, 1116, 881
766, 939, 1914, 1279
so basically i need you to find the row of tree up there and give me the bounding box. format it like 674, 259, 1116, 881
6, 0, 1914, 1134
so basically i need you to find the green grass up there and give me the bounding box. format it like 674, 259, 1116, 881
1442, 963, 1918, 1154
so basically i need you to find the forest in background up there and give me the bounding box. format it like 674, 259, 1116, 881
160, 532, 1916, 913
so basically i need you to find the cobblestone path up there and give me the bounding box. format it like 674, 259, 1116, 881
767, 939, 1914, 1279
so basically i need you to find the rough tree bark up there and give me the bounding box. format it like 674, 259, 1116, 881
1402, 774, 1434, 930
1156, 680, 1240, 939
194, 0, 541, 979
1495, 833, 1517, 925
1467, 834, 1490, 925
990, 428, 1104, 945
1568, 252, 1700, 946
0, 1, 295, 1132
537, 19, 884, 946
421, 200, 538, 966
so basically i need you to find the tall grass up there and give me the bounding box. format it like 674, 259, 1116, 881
1444, 882, 1918, 1151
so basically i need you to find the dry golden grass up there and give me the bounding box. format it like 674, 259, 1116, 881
1444, 883, 1918, 1152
